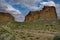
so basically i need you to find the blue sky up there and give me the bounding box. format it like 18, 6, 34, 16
0, 0, 60, 22
5, 0, 30, 16
54, 0, 60, 3
4, 0, 60, 16
12, 4, 29, 16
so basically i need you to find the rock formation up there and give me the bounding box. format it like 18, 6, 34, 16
0, 12, 14, 22
24, 6, 57, 23
25, 11, 40, 22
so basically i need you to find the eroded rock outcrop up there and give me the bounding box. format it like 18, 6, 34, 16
25, 11, 40, 22
0, 12, 14, 22
25, 6, 57, 23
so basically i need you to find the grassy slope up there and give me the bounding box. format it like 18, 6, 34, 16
0, 21, 60, 40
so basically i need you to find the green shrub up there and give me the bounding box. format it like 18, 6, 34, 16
53, 35, 60, 40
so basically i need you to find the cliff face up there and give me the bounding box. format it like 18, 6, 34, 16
0, 12, 14, 22
25, 11, 40, 22
25, 6, 57, 23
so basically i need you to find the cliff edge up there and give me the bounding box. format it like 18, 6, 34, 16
25, 6, 57, 23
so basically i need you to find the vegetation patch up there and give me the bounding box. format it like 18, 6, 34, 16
53, 35, 60, 40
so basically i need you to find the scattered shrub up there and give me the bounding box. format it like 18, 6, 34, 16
53, 35, 60, 40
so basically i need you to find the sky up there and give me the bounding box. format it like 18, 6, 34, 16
0, 0, 60, 22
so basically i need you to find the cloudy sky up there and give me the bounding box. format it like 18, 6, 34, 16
0, 0, 60, 22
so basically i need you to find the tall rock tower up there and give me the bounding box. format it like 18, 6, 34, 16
39, 6, 57, 23
24, 6, 57, 23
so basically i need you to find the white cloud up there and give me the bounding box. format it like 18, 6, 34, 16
55, 4, 60, 17
1, 0, 60, 22
10, 0, 42, 5
5, 4, 21, 14
10, 0, 60, 17
0, 0, 21, 14
12, 14, 25, 22
10, 0, 42, 11
41, 1, 60, 18
41, 1, 55, 6
0, 0, 25, 22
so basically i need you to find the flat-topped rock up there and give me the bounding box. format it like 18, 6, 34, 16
25, 6, 57, 23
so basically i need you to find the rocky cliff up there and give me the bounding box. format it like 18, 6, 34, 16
25, 11, 40, 22
24, 6, 57, 23
0, 12, 14, 22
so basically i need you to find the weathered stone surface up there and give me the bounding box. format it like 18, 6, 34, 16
25, 11, 40, 22
24, 6, 57, 23
0, 12, 14, 22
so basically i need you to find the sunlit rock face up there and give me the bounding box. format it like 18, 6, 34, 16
39, 6, 57, 22
24, 6, 57, 23
25, 11, 40, 22
0, 12, 14, 22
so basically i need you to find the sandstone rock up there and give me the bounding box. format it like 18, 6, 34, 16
0, 12, 14, 22
25, 11, 40, 22
24, 6, 57, 23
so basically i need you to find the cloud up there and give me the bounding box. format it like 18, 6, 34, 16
0, 0, 21, 14
12, 14, 25, 22
40, 1, 60, 18
10, 0, 42, 5
1, 0, 60, 22
0, 0, 25, 22
8, 0, 57, 11
8, 0, 60, 17
41, 1, 55, 6
9, 0, 43, 11
55, 4, 60, 17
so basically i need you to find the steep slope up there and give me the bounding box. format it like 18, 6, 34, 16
24, 6, 57, 23
25, 11, 40, 22
0, 12, 14, 22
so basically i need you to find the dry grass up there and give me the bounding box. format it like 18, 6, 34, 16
0, 21, 60, 40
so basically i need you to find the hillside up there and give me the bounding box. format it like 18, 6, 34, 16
0, 12, 14, 22
0, 21, 60, 40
